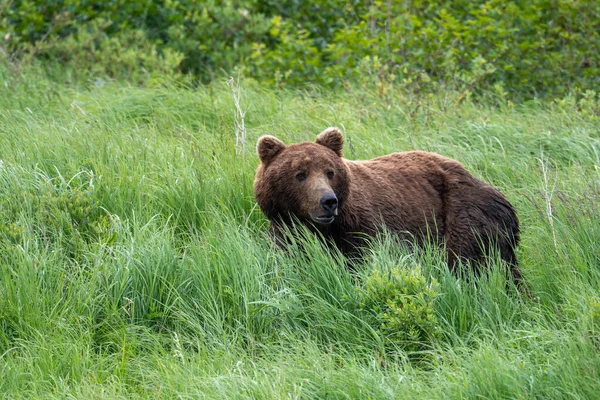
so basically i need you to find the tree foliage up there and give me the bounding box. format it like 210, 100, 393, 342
2, 0, 599, 98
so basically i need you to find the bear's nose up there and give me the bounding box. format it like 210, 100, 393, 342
320, 193, 338, 214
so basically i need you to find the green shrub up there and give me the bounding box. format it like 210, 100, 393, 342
1, 0, 271, 83
2, 0, 599, 98
324, 0, 600, 98
36, 20, 185, 84
358, 265, 440, 354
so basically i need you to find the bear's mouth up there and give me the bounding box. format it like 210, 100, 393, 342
311, 215, 335, 224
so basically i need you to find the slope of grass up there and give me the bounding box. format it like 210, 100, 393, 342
1, 67, 599, 399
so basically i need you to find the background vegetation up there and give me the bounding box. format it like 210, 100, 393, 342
2, 0, 600, 98
1, 1, 600, 398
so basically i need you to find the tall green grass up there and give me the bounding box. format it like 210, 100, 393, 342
1, 67, 599, 398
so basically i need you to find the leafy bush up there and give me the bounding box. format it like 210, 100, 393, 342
35, 20, 184, 84
326, 0, 600, 98
358, 265, 440, 353
1, 0, 270, 83
2, 0, 599, 98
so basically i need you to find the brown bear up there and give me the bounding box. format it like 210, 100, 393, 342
253, 127, 522, 283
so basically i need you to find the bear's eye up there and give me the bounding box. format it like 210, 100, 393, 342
327, 171, 334, 179
296, 172, 307, 181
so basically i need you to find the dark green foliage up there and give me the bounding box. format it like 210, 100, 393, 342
2, 0, 599, 98
334, 0, 600, 99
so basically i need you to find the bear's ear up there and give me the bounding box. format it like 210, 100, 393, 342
257, 135, 286, 164
315, 127, 343, 157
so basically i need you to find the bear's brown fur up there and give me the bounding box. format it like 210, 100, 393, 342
254, 127, 521, 283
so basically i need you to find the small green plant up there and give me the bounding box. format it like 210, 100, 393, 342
359, 265, 440, 353
23, 172, 115, 259
0, 222, 23, 243
0, 222, 24, 259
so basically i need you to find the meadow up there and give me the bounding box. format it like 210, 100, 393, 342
1, 68, 599, 399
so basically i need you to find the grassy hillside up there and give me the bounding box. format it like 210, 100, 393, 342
1, 68, 599, 399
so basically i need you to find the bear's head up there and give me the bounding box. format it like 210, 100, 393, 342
253, 127, 349, 226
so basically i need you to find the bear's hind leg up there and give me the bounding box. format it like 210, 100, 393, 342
444, 182, 521, 285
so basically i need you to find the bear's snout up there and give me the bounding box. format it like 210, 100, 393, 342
320, 193, 338, 214
311, 193, 338, 224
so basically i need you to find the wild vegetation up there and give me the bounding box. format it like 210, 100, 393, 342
2, 0, 600, 98
1, 63, 599, 397
1, 1, 600, 398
